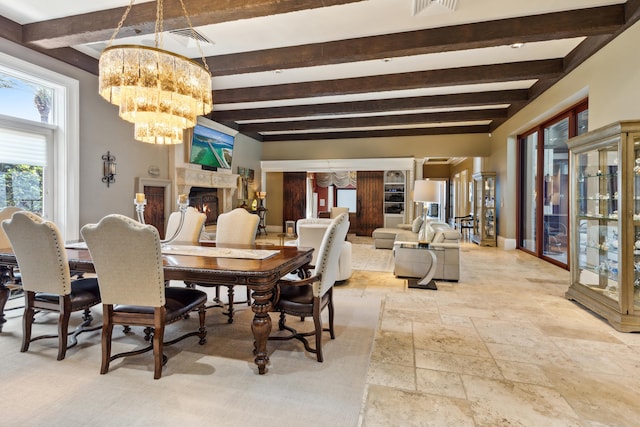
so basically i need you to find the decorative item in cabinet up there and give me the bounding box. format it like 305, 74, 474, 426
566, 120, 640, 332
471, 172, 497, 246
384, 170, 406, 227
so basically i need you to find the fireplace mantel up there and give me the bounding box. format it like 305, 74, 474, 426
175, 167, 239, 213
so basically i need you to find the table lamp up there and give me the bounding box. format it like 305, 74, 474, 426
414, 180, 440, 247
256, 191, 267, 208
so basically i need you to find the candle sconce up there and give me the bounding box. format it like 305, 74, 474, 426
102, 151, 116, 187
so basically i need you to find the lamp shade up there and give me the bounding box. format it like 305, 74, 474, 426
414, 180, 439, 203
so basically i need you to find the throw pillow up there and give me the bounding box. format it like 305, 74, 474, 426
424, 222, 435, 242
411, 216, 424, 233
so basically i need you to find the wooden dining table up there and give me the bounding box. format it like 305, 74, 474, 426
0, 241, 313, 375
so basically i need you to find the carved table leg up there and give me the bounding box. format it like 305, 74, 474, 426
0, 266, 11, 332
250, 287, 273, 375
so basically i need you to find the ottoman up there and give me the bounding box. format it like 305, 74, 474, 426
372, 228, 399, 249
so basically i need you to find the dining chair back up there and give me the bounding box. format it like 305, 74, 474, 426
2, 211, 101, 360
165, 206, 206, 243
0, 206, 22, 249
196, 207, 259, 322
81, 214, 207, 379
270, 212, 349, 362
215, 207, 259, 245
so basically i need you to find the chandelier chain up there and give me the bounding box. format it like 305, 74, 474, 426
178, 0, 211, 74
155, 0, 164, 48
106, 0, 137, 48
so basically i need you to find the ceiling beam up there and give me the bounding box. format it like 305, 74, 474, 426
215, 59, 563, 104
261, 125, 491, 141
239, 109, 505, 133
211, 90, 528, 121
207, 5, 624, 76
22, 0, 366, 49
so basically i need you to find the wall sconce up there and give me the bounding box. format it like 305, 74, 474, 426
102, 151, 116, 187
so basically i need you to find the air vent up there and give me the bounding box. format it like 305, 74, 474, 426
425, 157, 450, 164
169, 28, 214, 45
413, 0, 458, 16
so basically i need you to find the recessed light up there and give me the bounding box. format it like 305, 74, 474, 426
382, 58, 392, 63
510, 43, 525, 49
274, 69, 283, 74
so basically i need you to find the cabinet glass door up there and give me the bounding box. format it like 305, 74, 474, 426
633, 136, 640, 310
575, 145, 619, 303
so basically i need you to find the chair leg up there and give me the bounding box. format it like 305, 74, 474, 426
246, 288, 251, 306
153, 309, 165, 380
101, 306, 114, 375
313, 297, 323, 363
57, 296, 72, 361
197, 306, 207, 345
327, 288, 335, 340
21, 292, 35, 353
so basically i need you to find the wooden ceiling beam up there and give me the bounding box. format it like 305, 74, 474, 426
211, 90, 528, 121
239, 109, 505, 133
207, 5, 624, 76
215, 59, 563, 104
22, 0, 366, 49
261, 125, 491, 141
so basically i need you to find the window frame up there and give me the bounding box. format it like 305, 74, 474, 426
0, 51, 80, 240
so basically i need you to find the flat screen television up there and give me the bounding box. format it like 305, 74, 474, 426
188, 123, 234, 170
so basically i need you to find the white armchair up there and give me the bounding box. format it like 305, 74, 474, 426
285, 217, 352, 281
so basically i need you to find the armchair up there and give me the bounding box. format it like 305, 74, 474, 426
270, 213, 350, 362
81, 214, 207, 379
2, 211, 101, 360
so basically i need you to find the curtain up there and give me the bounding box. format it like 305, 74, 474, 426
315, 171, 356, 188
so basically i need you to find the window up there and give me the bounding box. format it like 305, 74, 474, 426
336, 188, 357, 212
0, 51, 79, 240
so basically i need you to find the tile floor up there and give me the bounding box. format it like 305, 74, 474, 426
348, 241, 640, 427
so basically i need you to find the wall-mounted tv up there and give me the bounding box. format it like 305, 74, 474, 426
188, 123, 234, 170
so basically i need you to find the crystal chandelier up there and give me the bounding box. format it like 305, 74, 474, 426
98, 0, 212, 145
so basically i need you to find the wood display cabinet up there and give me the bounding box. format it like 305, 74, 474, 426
566, 121, 640, 332
384, 170, 406, 228
472, 172, 497, 246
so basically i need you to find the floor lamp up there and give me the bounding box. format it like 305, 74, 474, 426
414, 180, 440, 247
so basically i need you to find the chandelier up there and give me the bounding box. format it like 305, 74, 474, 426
98, 0, 212, 145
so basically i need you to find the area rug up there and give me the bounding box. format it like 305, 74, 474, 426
0, 290, 381, 427
350, 242, 394, 273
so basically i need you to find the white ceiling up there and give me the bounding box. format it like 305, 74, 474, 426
0, 0, 631, 140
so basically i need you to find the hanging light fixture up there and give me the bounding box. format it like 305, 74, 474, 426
98, 0, 213, 145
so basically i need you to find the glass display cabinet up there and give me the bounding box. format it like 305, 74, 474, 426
384, 170, 406, 228
472, 172, 497, 246
566, 120, 640, 332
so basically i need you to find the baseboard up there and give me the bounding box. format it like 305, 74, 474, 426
498, 236, 516, 250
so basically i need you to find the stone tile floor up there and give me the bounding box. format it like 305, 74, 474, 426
347, 242, 640, 427
257, 234, 640, 426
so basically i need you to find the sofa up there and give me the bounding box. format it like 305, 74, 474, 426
372, 218, 461, 281
285, 217, 352, 282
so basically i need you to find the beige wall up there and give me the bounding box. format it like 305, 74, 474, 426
262, 133, 491, 161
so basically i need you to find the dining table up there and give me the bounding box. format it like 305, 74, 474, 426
0, 241, 313, 375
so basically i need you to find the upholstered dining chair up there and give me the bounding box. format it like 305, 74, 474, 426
269, 212, 349, 362
207, 208, 259, 322
0, 207, 23, 287
81, 214, 207, 379
164, 206, 206, 243
1, 211, 102, 360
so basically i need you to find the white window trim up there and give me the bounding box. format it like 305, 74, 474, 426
0, 52, 80, 241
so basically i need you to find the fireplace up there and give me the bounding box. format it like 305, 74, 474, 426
189, 187, 218, 225
174, 167, 240, 224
